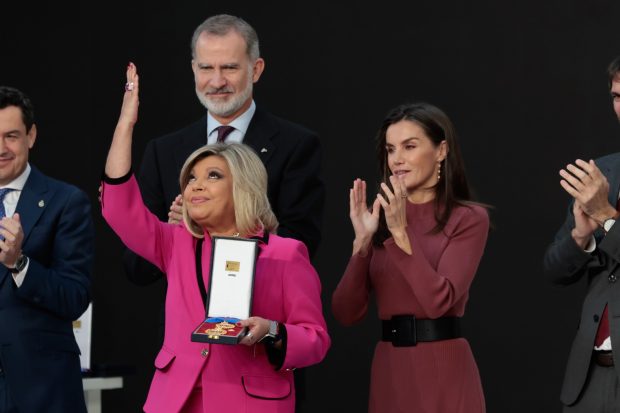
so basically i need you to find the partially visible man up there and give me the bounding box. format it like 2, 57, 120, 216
122, 14, 324, 409
0, 86, 94, 413
544, 56, 620, 412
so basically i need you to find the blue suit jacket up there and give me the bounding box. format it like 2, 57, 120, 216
0, 166, 94, 413
544, 152, 620, 405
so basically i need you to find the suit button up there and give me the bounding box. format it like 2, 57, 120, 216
594, 314, 600, 322
201, 349, 209, 357
609, 274, 617, 283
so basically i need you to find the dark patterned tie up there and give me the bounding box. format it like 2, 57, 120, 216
0, 188, 15, 219
595, 305, 609, 347
594, 197, 620, 348
216, 125, 235, 143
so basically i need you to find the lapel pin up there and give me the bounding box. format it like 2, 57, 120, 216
38, 200, 44, 208
261, 148, 268, 153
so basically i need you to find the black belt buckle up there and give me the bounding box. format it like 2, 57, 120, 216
391, 315, 417, 347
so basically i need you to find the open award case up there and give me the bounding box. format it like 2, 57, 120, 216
191, 236, 259, 344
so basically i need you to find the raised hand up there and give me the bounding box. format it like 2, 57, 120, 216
105, 62, 141, 178
349, 179, 380, 255
119, 62, 140, 127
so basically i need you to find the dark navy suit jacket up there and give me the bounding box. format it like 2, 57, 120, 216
124, 107, 325, 285
0, 166, 94, 413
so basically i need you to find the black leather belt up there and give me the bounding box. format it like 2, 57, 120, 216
594, 351, 614, 367
381, 315, 461, 347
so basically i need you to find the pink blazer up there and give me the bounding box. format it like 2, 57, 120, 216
101, 176, 330, 413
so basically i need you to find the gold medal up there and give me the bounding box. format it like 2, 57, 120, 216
205, 328, 227, 335
217, 321, 235, 330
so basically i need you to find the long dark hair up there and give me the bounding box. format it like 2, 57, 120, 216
373, 102, 477, 245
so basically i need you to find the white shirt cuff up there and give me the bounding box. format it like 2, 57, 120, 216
11, 261, 30, 287
584, 236, 596, 253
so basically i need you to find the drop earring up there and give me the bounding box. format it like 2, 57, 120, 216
437, 161, 442, 181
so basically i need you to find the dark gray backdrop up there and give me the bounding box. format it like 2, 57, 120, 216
2, 1, 620, 412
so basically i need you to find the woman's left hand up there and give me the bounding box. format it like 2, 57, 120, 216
377, 175, 408, 233
377, 175, 412, 254
238, 316, 269, 346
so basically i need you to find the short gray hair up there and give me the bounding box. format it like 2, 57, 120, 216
190, 14, 260, 62
179, 143, 278, 238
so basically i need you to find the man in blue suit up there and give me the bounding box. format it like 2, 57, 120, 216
0, 86, 94, 413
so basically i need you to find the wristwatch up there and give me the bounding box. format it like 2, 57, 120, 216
259, 320, 280, 346
604, 218, 616, 232
9, 254, 28, 274
603, 211, 620, 233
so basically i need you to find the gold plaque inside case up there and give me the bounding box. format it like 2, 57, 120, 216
225, 261, 240, 271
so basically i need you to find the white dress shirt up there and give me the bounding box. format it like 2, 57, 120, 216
2, 163, 31, 287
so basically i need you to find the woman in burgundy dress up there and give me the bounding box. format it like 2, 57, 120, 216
332, 102, 489, 413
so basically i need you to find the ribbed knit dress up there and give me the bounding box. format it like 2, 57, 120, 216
332, 200, 489, 413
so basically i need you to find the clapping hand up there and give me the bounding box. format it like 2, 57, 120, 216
349, 179, 380, 255
571, 201, 598, 249
377, 175, 408, 234
0, 214, 24, 268
559, 159, 617, 225
376, 175, 411, 254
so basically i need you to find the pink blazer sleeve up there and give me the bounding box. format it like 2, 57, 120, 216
279, 242, 331, 370
101, 175, 175, 273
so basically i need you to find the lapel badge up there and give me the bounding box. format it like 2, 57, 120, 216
260, 148, 268, 153
38, 200, 44, 208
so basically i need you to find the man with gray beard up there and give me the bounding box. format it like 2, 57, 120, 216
121, 14, 324, 411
